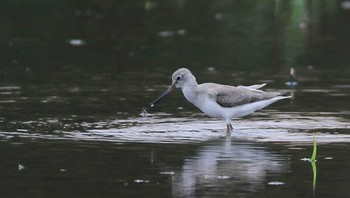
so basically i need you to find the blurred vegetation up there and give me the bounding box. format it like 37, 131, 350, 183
0, 0, 350, 84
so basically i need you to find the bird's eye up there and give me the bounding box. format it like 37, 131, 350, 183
176, 75, 182, 81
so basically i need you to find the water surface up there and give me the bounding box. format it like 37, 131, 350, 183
1, 1, 350, 197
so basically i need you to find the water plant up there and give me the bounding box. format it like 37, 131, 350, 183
311, 133, 317, 195
311, 133, 317, 162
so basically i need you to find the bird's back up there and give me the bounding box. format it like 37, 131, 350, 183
196, 83, 284, 108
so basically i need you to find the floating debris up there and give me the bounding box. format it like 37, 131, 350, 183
214, 13, 224, 21
300, 158, 311, 162
134, 179, 150, 183
158, 29, 187, 38
268, 181, 285, 186
18, 164, 25, 171
158, 31, 174, 38
159, 171, 175, 175
207, 67, 216, 72
176, 29, 187, 36
67, 39, 86, 46
307, 65, 314, 70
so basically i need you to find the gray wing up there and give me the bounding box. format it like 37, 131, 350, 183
215, 86, 279, 108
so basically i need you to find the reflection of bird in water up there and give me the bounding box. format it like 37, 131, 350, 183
171, 138, 289, 197
285, 67, 298, 86
150, 68, 290, 133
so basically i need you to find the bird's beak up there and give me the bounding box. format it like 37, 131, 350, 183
149, 84, 176, 107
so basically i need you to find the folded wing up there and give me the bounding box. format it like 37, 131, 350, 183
215, 85, 281, 108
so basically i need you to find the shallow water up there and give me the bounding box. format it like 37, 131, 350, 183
1, 73, 349, 198
1, 1, 350, 197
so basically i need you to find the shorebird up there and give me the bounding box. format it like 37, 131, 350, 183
150, 68, 290, 132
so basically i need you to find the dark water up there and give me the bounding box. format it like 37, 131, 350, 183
1, 1, 350, 197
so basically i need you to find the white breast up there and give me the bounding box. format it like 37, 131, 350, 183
182, 87, 223, 118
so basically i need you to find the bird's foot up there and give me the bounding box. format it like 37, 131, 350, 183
226, 124, 233, 133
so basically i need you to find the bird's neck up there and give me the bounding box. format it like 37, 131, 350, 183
181, 80, 198, 104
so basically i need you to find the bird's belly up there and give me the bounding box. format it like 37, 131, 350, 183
194, 100, 226, 118
183, 91, 222, 117
225, 97, 285, 118
194, 97, 286, 119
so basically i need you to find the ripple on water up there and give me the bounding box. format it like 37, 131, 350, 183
0, 112, 349, 144
0, 86, 21, 90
